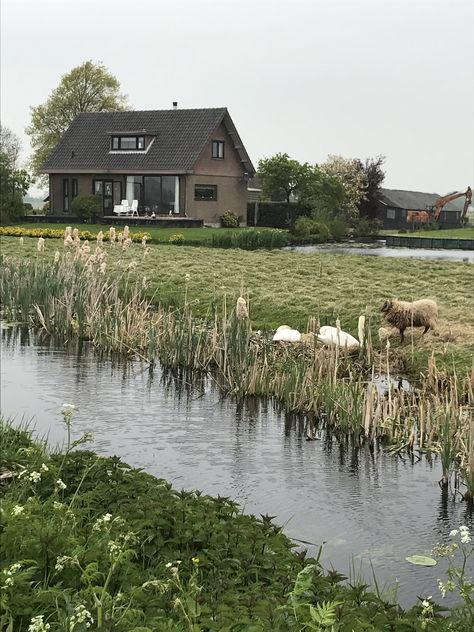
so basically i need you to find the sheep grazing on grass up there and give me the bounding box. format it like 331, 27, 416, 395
381, 299, 438, 343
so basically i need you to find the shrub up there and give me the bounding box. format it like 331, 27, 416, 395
71, 194, 101, 222
247, 202, 311, 228
23, 202, 33, 212
292, 217, 331, 241
42, 201, 49, 213
169, 233, 185, 245
352, 217, 382, 238
327, 218, 348, 241
220, 210, 240, 228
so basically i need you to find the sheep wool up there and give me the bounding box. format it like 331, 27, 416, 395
381, 299, 438, 342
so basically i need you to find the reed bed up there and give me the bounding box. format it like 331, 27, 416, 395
1, 241, 473, 499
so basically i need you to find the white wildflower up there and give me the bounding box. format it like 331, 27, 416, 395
92, 512, 113, 531
236, 296, 248, 320
141, 235, 148, 248
70, 604, 94, 628
165, 562, 173, 568
123, 225, 130, 240
62, 403, 77, 410
37, 238, 45, 252
185, 273, 191, 282
20, 236, 24, 246
12, 505, 24, 516
28, 615, 50, 632
107, 540, 122, 558
449, 529, 458, 537
123, 237, 132, 250
53, 501, 63, 510
29, 471, 41, 483
41, 463, 49, 472
56, 479, 67, 490
109, 226, 116, 244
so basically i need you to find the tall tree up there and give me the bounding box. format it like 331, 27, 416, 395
0, 125, 22, 168
0, 150, 31, 223
258, 153, 310, 203
320, 155, 367, 219
359, 155, 386, 219
26, 61, 129, 178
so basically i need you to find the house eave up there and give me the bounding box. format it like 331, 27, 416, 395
41, 168, 193, 175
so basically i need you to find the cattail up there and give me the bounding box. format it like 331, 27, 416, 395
64, 235, 73, 247
99, 262, 107, 274
19, 237, 24, 246
109, 227, 116, 244
81, 240, 91, 254
64, 226, 72, 238
117, 232, 123, 243
358, 315, 365, 347
141, 235, 148, 248
123, 225, 130, 240
72, 228, 79, 240
336, 318, 341, 332
143, 246, 150, 258
54, 251, 60, 263
37, 237, 45, 252
236, 296, 248, 320
128, 260, 137, 271
123, 237, 132, 250
96, 230, 104, 245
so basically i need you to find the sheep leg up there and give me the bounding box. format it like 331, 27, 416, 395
399, 328, 405, 343
423, 325, 430, 335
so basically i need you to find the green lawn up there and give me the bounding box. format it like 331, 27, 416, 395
385, 226, 474, 239
16, 222, 265, 244
2, 234, 473, 373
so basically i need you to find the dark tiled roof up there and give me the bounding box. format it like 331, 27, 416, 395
380, 188, 458, 212
41, 108, 254, 174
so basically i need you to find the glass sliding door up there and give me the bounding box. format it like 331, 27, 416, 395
143, 176, 161, 213
126, 176, 143, 208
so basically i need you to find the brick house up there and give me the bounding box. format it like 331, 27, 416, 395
41, 106, 255, 224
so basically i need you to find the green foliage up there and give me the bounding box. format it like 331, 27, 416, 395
70, 194, 101, 222
26, 61, 128, 179
358, 155, 386, 219
0, 151, 32, 224
211, 228, 288, 250
220, 210, 240, 227
1, 420, 470, 631
42, 201, 49, 213
169, 233, 185, 245
351, 217, 382, 238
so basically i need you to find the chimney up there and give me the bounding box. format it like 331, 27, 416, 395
172, 101, 178, 110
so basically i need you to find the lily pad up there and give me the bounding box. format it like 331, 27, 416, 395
405, 555, 437, 566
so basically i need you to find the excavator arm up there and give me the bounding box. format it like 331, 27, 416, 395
433, 187, 472, 220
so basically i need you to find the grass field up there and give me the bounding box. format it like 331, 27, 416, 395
2, 234, 473, 373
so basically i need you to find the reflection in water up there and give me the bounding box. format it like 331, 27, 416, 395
1, 326, 472, 607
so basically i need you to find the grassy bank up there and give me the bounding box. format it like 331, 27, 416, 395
386, 227, 474, 239
1, 420, 473, 631
1, 234, 473, 374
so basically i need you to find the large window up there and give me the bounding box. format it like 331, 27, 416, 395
195, 184, 217, 201
211, 140, 224, 159
111, 136, 145, 151
126, 175, 180, 214
387, 209, 396, 219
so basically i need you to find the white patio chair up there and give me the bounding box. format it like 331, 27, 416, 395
121, 199, 131, 215
113, 204, 127, 215
129, 200, 139, 217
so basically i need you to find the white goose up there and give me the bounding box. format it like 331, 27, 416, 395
272, 325, 302, 343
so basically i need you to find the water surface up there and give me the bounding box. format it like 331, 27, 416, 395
1, 327, 472, 607
288, 242, 474, 263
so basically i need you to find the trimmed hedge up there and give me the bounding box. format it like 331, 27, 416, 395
247, 202, 312, 228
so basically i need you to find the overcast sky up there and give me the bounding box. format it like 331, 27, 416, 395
1, 0, 472, 195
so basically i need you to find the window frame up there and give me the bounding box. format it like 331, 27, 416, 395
211, 140, 225, 160
386, 208, 396, 220
110, 136, 146, 151
72, 178, 78, 199
194, 184, 217, 201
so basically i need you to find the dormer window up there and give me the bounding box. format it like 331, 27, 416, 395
111, 136, 145, 151
212, 140, 224, 159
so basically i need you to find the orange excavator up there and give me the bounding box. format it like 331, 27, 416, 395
407, 186, 472, 225
433, 186, 472, 221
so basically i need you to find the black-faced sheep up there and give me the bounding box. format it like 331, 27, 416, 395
381, 299, 438, 342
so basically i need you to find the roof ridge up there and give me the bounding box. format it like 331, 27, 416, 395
76, 107, 228, 115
